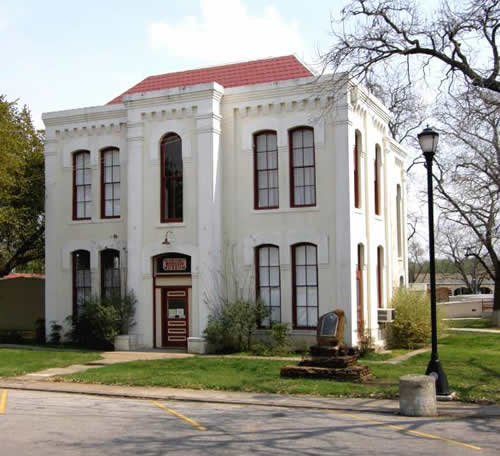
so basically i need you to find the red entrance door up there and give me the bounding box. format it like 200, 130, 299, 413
162, 288, 188, 348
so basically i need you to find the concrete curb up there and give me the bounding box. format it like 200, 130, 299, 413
1, 379, 497, 418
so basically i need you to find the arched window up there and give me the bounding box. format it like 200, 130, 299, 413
255, 245, 281, 326
374, 145, 381, 215
101, 249, 120, 298
354, 131, 361, 209
101, 148, 120, 218
292, 243, 318, 328
254, 131, 279, 209
356, 243, 364, 338
290, 127, 316, 207
161, 133, 183, 222
396, 184, 402, 257
73, 151, 91, 220
377, 246, 384, 308
72, 250, 91, 315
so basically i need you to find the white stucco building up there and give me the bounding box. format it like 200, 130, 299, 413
43, 55, 407, 352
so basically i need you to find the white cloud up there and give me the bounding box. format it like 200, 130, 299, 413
150, 0, 304, 62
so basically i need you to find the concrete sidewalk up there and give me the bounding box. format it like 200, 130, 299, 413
0, 376, 498, 419
10, 350, 194, 381
448, 327, 500, 334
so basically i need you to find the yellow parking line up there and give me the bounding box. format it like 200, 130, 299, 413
331, 411, 482, 451
152, 401, 207, 431
0, 390, 7, 414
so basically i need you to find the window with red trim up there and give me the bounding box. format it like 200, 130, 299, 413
396, 184, 402, 257
290, 127, 316, 207
161, 133, 183, 222
101, 148, 120, 218
254, 131, 279, 209
377, 246, 383, 308
73, 250, 91, 315
292, 243, 318, 328
101, 249, 121, 299
354, 132, 361, 209
356, 243, 364, 338
73, 151, 91, 220
256, 245, 281, 326
374, 145, 381, 215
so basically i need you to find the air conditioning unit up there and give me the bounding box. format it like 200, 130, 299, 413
378, 308, 395, 323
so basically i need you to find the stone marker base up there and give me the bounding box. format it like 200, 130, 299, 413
309, 345, 359, 358
298, 356, 359, 369
280, 364, 372, 383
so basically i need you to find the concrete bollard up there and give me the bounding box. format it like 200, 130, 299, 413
399, 375, 437, 416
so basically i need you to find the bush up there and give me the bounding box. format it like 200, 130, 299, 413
107, 291, 137, 335
66, 291, 136, 350
270, 323, 290, 347
389, 289, 445, 349
204, 299, 267, 353
49, 321, 62, 345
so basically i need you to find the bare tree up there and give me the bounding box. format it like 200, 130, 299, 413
408, 239, 427, 283
434, 87, 500, 322
320, 0, 500, 324
437, 219, 489, 293
365, 66, 428, 145
322, 0, 500, 93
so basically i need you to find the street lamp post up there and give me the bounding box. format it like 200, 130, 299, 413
417, 126, 451, 396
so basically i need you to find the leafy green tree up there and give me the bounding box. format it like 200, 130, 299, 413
0, 95, 44, 277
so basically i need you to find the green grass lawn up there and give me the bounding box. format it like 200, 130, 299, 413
0, 348, 102, 377
446, 318, 495, 329
64, 332, 500, 403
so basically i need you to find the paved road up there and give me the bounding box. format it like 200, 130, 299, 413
0, 389, 498, 455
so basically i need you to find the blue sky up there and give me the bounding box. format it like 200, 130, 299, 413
1, 0, 344, 128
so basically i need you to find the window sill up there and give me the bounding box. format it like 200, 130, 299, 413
290, 329, 316, 334
251, 206, 320, 215
68, 217, 123, 225
156, 222, 186, 228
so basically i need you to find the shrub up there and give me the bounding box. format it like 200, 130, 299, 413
107, 291, 137, 335
66, 291, 136, 350
250, 343, 270, 356
270, 323, 290, 347
204, 299, 267, 353
49, 321, 62, 345
66, 296, 118, 350
269, 322, 294, 355
358, 322, 375, 356
389, 288, 445, 349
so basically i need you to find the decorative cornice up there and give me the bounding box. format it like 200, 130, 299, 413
390, 138, 408, 160
196, 127, 221, 135
54, 122, 127, 139
43, 105, 127, 127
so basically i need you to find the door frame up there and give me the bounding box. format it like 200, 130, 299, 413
161, 286, 189, 348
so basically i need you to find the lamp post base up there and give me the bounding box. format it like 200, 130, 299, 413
425, 358, 451, 396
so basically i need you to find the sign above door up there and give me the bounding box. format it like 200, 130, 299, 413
155, 253, 191, 275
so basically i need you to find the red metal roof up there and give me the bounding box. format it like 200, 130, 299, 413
107, 55, 312, 104
1, 273, 45, 280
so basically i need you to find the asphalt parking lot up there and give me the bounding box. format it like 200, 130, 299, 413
0, 389, 498, 455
